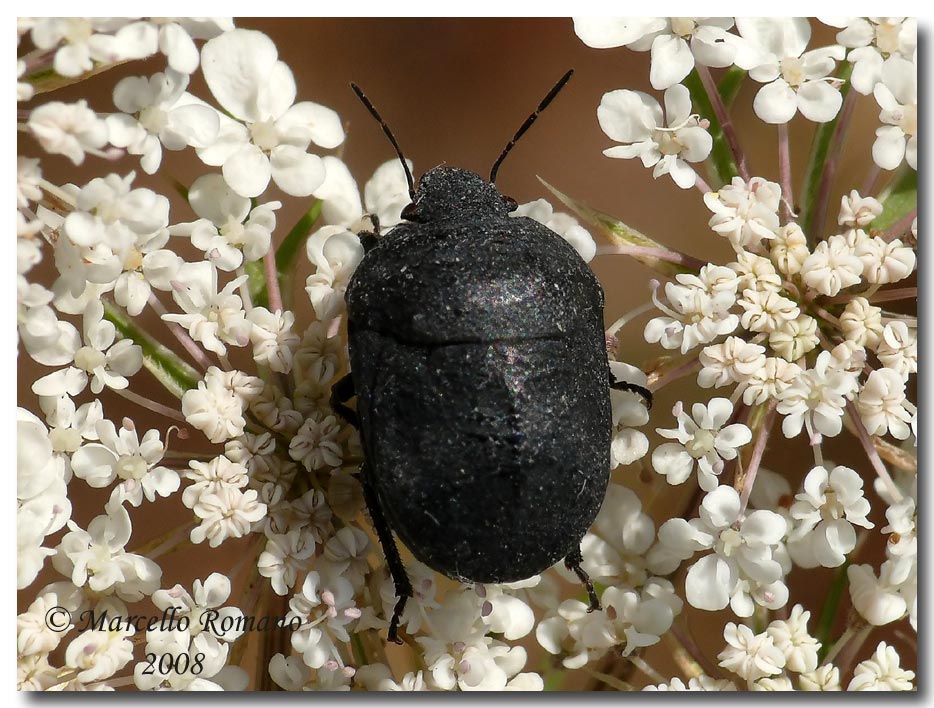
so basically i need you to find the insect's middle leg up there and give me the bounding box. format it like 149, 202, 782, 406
565, 546, 601, 613
330, 373, 359, 428
361, 472, 413, 645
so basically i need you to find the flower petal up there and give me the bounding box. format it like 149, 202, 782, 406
223, 144, 272, 198
270, 145, 326, 197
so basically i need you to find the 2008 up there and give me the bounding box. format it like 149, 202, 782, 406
142, 652, 205, 675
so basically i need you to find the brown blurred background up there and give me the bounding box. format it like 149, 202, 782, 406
18, 18, 911, 689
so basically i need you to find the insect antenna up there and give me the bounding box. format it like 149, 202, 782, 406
489, 69, 574, 185
350, 82, 417, 202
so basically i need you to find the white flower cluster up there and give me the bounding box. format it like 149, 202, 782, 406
17, 17, 610, 692
573, 14, 917, 692
18, 16, 917, 692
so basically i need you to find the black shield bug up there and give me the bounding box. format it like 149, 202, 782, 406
331, 71, 652, 644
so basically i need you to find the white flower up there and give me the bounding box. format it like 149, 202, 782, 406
31, 18, 157, 76
173, 174, 281, 270
106, 70, 219, 173
289, 411, 343, 471
738, 288, 800, 334
766, 605, 820, 673
181, 367, 260, 444
875, 321, 916, 380
511, 199, 596, 262
734, 18, 845, 123
704, 176, 782, 250
52, 502, 162, 601
258, 529, 317, 595
769, 314, 819, 361
190, 486, 267, 547
579, 483, 655, 586
847, 562, 909, 626
847, 642, 914, 691
798, 664, 842, 691
65, 625, 136, 683
652, 399, 752, 491
182, 454, 249, 508
31, 300, 143, 399
777, 350, 859, 439
28, 100, 109, 165
150, 573, 245, 654
698, 337, 767, 389
644, 676, 738, 691
769, 223, 810, 276
644, 276, 738, 354
840, 297, 884, 348
289, 567, 360, 669
163, 261, 250, 355
293, 321, 342, 385
574, 18, 738, 90
872, 55, 917, 170
838, 190, 883, 227
312, 156, 364, 227
198, 29, 343, 197
247, 307, 300, 373
800, 234, 864, 296
789, 465, 873, 568
609, 361, 650, 467
364, 158, 414, 229
18, 593, 70, 656
857, 368, 913, 439
354, 664, 430, 691
650, 485, 786, 615
830, 18, 916, 94
855, 237, 916, 284
304, 226, 365, 321
718, 622, 786, 682
17, 157, 42, 209
598, 84, 712, 189
70, 419, 180, 506
730, 250, 782, 293
736, 356, 799, 407
147, 18, 235, 74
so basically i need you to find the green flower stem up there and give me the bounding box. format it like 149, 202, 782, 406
717, 66, 746, 108
808, 84, 858, 238
112, 387, 186, 424
250, 200, 322, 311
539, 177, 700, 277
798, 61, 853, 241
147, 293, 212, 371
875, 168, 917, 232
690, 65, 747, 183
778, 123, 794, 221
736, 400, 777, 515
881, 207, 917, 242
103, 301, 200, 397
815, 562, 851, 662
263, 247, 284, 313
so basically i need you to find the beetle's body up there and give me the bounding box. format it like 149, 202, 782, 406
345, 167, 611, 583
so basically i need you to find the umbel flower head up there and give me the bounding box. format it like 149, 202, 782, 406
16, 16, 916, 693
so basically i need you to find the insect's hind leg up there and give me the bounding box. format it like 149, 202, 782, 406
565, 546, 601, 613
609, 371, 653, 411
330, 373, 359, 428
361, 471, 413, 644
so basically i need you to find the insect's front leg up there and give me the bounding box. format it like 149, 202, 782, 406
360, 471, 413, 644
609, 370, 653, 411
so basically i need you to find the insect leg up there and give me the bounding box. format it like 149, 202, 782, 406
564, 546, 601, 613
609, 372, 653, 411
329, 373, 359, 428
361, 473, 413, 645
